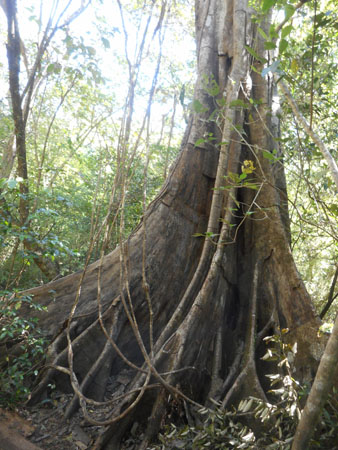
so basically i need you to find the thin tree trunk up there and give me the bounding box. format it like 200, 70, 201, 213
292, 312, 338, 450
277, 77, 338, 190
0, 135, 16, 179
320, 265, 338, 319
6, 0, 29, 226
3, 0, 90, 280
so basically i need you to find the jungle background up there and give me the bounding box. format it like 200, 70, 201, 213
0, 0, 337, 448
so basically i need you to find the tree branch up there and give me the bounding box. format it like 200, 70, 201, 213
276, 77, 338, 191
320, 266, 338, 319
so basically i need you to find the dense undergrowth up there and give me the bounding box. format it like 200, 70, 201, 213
0, 291, 48, 407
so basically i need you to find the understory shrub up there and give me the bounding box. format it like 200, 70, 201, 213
0, 291, 48, 407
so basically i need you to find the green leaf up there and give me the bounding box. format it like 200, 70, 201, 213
228, 172, 241, 183
0, 331, 8, 340
264, 41, 276, 50
195, 138, 206, 146
262, 0, 276, 13
291, 58, 299, 74
191, 99, 208, 113
216, 97, 226, 107
269, 25, 278, 39
328, 204, 338, 217
257, 27, 268, 40
245, 45, 267, 64
47, 63, 55, 73
284, 4, 295, 20
203, 77, 220, 96
205, 232, 217, 238
262, 150, 275, 160
281, 24, 293, 38
230, 99, 249, 109
279, 39, 288, 54
244, 183, 259, 190
47, 63, 61, 74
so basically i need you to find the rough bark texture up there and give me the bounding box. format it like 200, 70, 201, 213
16, 1, 323, 448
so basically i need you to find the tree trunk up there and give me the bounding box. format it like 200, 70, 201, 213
3, 0, 60, 280
6, 0, 29, 226
292, 312, 338, 450
2, 0, 89, 281
19, 0, 322, 448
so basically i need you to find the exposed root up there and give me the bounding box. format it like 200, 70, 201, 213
139, 387, 168, 450
28, 305, 118, 406
222, 262, 267, 408
64, 324, 115, 418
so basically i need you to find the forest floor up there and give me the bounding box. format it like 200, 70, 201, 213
0, 390, 145, 450
1, 393, 98, 449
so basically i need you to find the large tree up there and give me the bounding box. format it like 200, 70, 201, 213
16, 0, 328, 448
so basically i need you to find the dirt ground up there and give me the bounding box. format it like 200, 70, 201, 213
1, 393, 99, 449
0, 388, 149, 450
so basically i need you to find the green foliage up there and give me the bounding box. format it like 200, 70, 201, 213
276, 1, 338, 319
246, 0, 338, 319
201, 74, 220, 97
0, 291, 48, 407
191, 99, 208, 114
195, 132, 217, 147
0, 0, 187, 286
0, 180, 78, 286
220, 163, 259, 191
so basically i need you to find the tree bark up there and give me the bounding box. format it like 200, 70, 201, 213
6, 0, 29, 226
15, 1, 324, 448
320, 265, 338, 319
3, 0, 59, 280
292, 312, 338, 450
